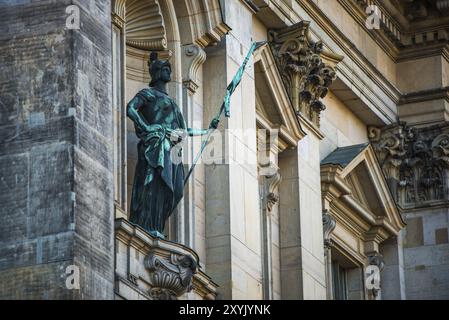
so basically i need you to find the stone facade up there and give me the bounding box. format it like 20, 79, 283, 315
1, 0, 448, 300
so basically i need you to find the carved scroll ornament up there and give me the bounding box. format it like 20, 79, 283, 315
269, 21, 342, 127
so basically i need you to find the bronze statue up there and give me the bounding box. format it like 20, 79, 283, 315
126, 52, 218, 238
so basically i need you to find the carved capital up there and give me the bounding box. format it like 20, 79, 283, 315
369, 123, 449, 208
182, 44, 206, 94
145, 252, 197, 300
322, 210, 336, 249
269, 21, 342, 127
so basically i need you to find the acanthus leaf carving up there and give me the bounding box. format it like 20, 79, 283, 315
268, 21, 342, 127
369, 123, 449, 208
144, 252, 197, 300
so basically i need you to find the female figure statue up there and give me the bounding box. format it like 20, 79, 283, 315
126, 52, 218, 238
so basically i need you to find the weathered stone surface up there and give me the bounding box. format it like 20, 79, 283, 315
0, 0, 114, 299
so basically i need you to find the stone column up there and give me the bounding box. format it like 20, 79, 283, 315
322, 210, 336, 300
268, 21, 341, 300
380, 232, 406, 300
278, 131, 327, 300
260, 165, 281, 300
203, 0, 263, 299
180, 44, 206, 251
0, 1, 114, 299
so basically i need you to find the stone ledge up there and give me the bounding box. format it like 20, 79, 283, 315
114, 218, 218, 300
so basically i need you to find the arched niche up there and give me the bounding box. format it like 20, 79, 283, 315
111, 0, 229, 242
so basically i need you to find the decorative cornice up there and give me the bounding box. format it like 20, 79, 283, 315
399, 86, 449, 105
274, 0, 403, 116
268, 21, 343, 128
348, 0, 449, 59
337, 0, 401, 60
191, 0, 231, 48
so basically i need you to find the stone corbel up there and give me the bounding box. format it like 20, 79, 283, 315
145, 252, 197, 300
268, 21, 343, 128
182, 44, 207, 94
259, 161, 281, 214
265, 172, 282, 214
322, 209, 336, 249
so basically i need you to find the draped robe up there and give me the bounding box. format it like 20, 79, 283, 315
128, 87, 186, 234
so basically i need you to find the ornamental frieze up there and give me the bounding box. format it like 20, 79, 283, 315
369, 122, 449, 208
268, 21, 343, 127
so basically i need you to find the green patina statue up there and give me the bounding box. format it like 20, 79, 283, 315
126, 52, 218, 238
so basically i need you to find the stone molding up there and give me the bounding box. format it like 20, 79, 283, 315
320, 145, 405, 265
369, 122, 449, 209
112, 0, 230, 51
268, 21, 343, 128
343, 0, 449, 56
182, 44, 206, 94
112, 0, 168, 51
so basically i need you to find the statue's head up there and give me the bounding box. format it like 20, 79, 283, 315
148, 52, 171, 86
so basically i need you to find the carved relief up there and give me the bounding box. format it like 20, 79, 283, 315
268, 21, 342, 127
182, 44, 206, 94
265, 172, 282, 213
369, 123, 449, 208
145, 252, 197, 300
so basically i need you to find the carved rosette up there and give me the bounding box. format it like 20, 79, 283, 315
369, 123, 449, 208
145, 252, 197, 300
269, 21, 342, 127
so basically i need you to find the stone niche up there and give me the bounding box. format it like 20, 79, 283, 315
115, 219, 217, 300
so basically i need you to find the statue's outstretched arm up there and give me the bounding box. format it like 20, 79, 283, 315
186, 118, 220, 136
187, 128, 209, 136
126, 95, 161, 133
